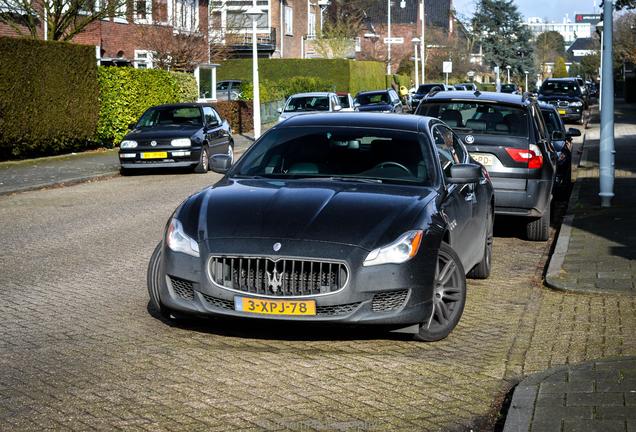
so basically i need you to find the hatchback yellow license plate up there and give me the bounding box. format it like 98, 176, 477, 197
142, 151, 168, 159
558, 109, 567, 115
234, 296, 316, 316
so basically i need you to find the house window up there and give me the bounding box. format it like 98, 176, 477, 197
308, 12, 316, 38
134, 50, 153, 69
355, 37, 361, 52
172, 0, 198, 32
135, 0, 152, 23
284, 6, 293, 35
114, 0, 127, 23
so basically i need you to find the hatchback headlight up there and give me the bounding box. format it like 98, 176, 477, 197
166, 218, 199, 257
120, 140, 137, 149
363, 230, 423, 266
569, 101, 583, 107
171, 138, 191, 147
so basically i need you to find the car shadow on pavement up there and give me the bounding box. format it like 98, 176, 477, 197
146, 302, 415, 342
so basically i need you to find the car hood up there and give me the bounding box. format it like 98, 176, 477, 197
357, 104, 392, 112
125, 125, 200, 140
180, 179, 436, 250
538, 94, 582, 103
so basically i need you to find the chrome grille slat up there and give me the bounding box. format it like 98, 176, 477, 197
208, 256, 348, 297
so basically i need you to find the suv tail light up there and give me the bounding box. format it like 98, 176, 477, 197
505, 144, 543, 169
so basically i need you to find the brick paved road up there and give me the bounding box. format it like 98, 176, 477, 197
1, 160, 635, 431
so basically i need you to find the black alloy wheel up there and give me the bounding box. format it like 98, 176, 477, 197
415, 243, 467, 342
468, 209, 493, 279
147, 242, 176, 320
195, 146, 209, 173
526, 199, 551, 241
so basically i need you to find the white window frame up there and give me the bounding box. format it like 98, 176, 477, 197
134, 0, 153, 24
114, 0, 128, 23
134, 50, 153, 68
308, 11, 316, 39
170, 0, 198, 32
284, 6, 293, 36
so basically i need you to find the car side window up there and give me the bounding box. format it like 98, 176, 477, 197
531, 105, 548, 141
432, 125, 462, 176
203, 107, 217, 125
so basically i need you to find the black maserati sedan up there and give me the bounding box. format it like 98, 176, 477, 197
118, 103, 234, 174
147, 113, 494, 341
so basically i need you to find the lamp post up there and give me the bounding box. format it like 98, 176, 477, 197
420, 0, 425, 83
598, 0, 615, 207
386, 0, 406, 75
506, 65, 511, 84
524, 70, 529, 93
596, 20, 604, 106
412, 38, 420, 88
245, 2, 264, 139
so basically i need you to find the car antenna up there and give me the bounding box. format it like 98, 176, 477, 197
426, 86, 443, 99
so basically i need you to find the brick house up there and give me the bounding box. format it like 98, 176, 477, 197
0, 0, 320, 66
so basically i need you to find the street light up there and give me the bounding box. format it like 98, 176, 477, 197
386, 0, 406, 75
598, 1, 615, 207
245, 3, 264, 139
506, 65, 511, 84
412, 38, 420, 88
524, 70, 529, 93
596, 20, 604, 106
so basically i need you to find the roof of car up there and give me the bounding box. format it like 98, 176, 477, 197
537, 101, 559, 111
275, 112, 435, 132
543, 78, 580, 82
421, 90, 531, 106
149, 103, 213, 109
356, 89, 391, 95
288, 92, 335, 98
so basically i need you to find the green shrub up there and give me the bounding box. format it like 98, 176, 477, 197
348, 61, 386, 95
171, 72, 198, 102
0, 37, 99, 160
241, 76, 335, 102
97, 67, 194, 145
240, 79, 285, 103
213, 101, 253, 133
477, 83, 497, 92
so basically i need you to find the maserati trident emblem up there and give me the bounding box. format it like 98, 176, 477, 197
150, 140, 157, 147
266, 268, 284, 293
272, 242, 282, 252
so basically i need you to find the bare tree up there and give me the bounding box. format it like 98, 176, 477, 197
0, 0, 128, 41
137, 25, 210, 72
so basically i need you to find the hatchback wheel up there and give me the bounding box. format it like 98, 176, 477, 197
227, 141, 234, 165
415, 243, 466, 342
194, 146, 209, 173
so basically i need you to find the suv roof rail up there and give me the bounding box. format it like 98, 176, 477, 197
425, 86, 443, 99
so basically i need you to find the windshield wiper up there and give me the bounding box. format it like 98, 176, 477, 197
306, 176, 383, 184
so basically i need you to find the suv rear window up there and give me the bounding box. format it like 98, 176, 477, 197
417, 102, 529, 137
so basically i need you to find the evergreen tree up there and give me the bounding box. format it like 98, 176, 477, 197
553, 57, 568, 78
472, 0, 535, 79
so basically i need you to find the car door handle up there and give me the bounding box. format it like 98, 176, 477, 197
465, 192, 475, 202
479, 178, 488, 185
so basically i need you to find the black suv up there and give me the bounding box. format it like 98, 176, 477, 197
354, 89, 403, 113
537, 78, 587, 124
416, 91, 556, 241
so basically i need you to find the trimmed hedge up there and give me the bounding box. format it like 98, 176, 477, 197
217, 59, 385, 95
241, 76, 335, 102
0, 37, 99, 160
97, 67, 198, 145
477, 83, 497, 92
213, 101, 254, 134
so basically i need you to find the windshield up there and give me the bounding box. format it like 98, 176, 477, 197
284, 96, 330, 112
416, 84, 443, 94
540, 81, 581, 96
337, 95, 350, 108
232, 127, 436, 185
417, 102, 529, 137
356, 93, 390, 105
500, 84, 517, 92
137, 106, 202, 127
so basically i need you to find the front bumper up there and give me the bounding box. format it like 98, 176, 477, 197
119, 148, 202, 168
157, 237, 438, 326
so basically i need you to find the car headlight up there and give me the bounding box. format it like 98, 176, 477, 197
569, 101, 583, 107
166, 218, 199, 257
363, 230, 423, 266
120, 140, 137, 149
171, 138, 191, 147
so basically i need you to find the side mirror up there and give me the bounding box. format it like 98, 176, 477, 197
353, 102, 361, 108
551, 130, 565, 141
277, 107, 283, 114
210, 154, 232, 174
206, 119, 220, 130
566, 128, 581, 138
333, 104, 342, 112
447, 163, 481, 184
128, 122, 136, 130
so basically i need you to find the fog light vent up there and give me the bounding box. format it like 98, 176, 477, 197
372, 290, 409, 312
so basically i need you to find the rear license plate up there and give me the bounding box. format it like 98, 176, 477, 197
470, 153, 495, 166
235, 296, 316, 316
558, 109, 567, 115
142, 151, 168, 159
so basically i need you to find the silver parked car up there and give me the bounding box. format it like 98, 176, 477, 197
277, 92, 342, 122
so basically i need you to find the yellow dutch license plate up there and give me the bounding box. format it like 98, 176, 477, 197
235, 296, 316, 316
142, 151, 168, 159
470, 153, 494, 166
558, 109, 566, 115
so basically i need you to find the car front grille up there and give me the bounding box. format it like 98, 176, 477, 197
208, 256, 348, 297
372, 290, 409, 312
549, 100, 569, 108
169, 276, 194, 300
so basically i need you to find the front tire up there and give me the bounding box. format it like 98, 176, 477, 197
194, 146, 209, 173
147, 242, 175, 320
468, 209, 493, 279
415, 243, 467, 342
526, 200, 551, 241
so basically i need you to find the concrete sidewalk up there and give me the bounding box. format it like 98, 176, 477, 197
545, 101, 636, 294
0, 132, 258, 195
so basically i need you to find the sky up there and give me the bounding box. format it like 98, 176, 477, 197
452, 0, 602, 23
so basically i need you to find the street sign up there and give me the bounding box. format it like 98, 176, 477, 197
443, 61, 452, 73
575, 14, 601, 25
383, 37, 404, 44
